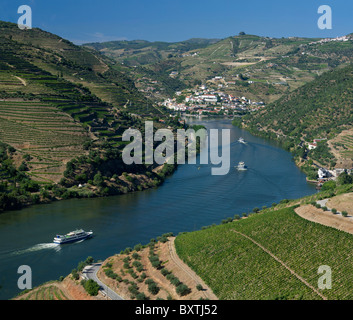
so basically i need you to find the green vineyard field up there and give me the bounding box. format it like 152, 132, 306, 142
175, 207, 353, 300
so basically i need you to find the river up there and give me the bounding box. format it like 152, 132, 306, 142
0, 119, 316, 299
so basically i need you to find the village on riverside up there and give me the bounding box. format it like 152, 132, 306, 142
160, 81, 266, 116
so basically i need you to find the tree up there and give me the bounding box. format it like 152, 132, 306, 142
176, 284, 191, 296
93, 172, 104, 187
82, 279, 100, 296
148, 282, 160, 295
136, 292, 148, 300
337, 171, 353, 185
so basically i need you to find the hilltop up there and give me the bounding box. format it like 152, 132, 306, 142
175, 187, 353, 300
0, 20, 181, 212
89, 33, 353, 103
233, 62, 353, 170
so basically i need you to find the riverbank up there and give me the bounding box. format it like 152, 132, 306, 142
0, 118, 317, 300
14, 236, 217, 300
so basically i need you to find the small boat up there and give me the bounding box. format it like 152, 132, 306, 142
53, 229, 93, 244
236, 161, 247, 171
238, 137, 247, 144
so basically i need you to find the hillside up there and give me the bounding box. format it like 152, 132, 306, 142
0, 21, 180, 212
91, 33, 353, 103
15, 235, 217, 300
175, 204, 353, 300
84, 38, 220, 66
233, 62, 353, 168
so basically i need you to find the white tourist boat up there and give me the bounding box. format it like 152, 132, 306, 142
236, 161, 247, 171
238, 137, 247, 144
53, 229, 93, 244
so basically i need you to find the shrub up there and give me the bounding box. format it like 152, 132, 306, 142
170, 277, 181, 287
196, 284, 203, 291
136, 292, 148, 300
133, 244, 142, 252
128, 283, 139, 296
132, 252, 141, 260
161, 268, 170, 276
132, 261, 142, 268
331, 208, 337, 214
82, 279, 100, 296
342, 211, 348, 217
176, 284, 191, 296
148, 282, 160, 295
104, 268, 118, 279
145, 278, 155, 285
71, 269, 79, 280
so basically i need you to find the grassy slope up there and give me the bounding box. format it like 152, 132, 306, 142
0, 21, 181, 211
0, 21, 154, 114
233, 62, 353, 169
83, 38, 221, 66
175, 206, 353, 300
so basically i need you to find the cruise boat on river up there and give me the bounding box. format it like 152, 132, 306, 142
238, 137, 247, 144
236, 161, 247, 171
53, 229, 93, 244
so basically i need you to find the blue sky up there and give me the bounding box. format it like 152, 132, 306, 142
0, 0, 352, 44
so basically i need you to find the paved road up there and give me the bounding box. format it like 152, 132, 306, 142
82, 263, 124, 300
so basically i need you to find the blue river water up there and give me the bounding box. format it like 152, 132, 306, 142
0, 119, 316, 299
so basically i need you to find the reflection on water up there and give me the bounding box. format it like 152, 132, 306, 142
0, 119, 317, 299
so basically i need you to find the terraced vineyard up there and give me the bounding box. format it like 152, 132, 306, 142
175, 207, 353, 300
0, 100, 89, 183
18, 284, 69, 300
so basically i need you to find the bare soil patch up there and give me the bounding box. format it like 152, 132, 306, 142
14, 276, 105, 300
326, 193, 353, 216
97, 238, 218, 300
295, 204, 353, 235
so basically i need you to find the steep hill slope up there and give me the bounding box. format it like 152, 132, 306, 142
0, 21, 179, 212
84, 38, 221, 66
175, 206, 353, 300
0, 21, 155, 114
234, 63, 353, 168
94, 33, 353, 103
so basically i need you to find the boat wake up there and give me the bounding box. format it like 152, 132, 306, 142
11, 243, 61, 256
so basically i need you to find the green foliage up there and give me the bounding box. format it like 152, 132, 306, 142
71, 269, 79, 281
321, 180, 336, 192
337, 172, 353, 186
81, 279, 100, 296
175, 207, 353, 299
196, 284, 203, 291
176, 284, 191, 296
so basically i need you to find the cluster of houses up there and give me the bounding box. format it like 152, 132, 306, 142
308, 35, 351, 46
306, 138, 327, 150
303, 139, 353, 183
161, 86, 265, 115
318, 167, 352, 180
